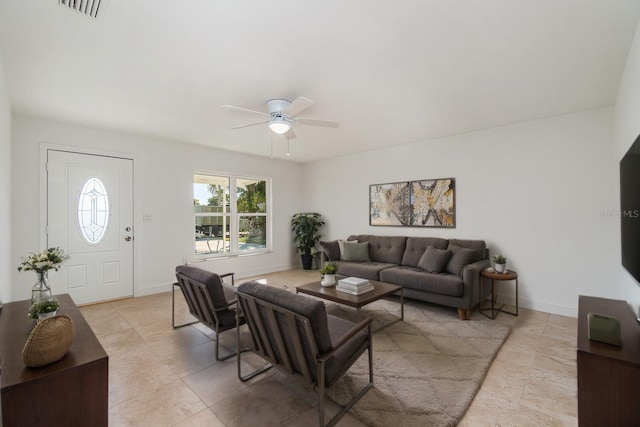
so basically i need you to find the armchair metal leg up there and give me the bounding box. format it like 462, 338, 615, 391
322, 326, 374, 427
214, 337, 235, 362
236, 312, 272, 381
323, 378, 373, 427
237, 354, 272, 381
214, 327, 240, 362
172, 282, 198, 329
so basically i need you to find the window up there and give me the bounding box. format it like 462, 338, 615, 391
237, 178, 268, 252
194, 175, 230, 255
77, 177, 109, 245
194, 173, 270, 256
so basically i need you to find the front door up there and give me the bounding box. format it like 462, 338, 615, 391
47, 150, 134, 304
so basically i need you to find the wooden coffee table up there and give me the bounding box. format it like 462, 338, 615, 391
296, 279, 404, 330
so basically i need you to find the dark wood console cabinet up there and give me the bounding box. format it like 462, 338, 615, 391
577, 295, 640, 426
0, 294, 108, 426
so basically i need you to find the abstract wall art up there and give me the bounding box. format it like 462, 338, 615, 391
369, 181, 411, 226
370, 178, 455, 228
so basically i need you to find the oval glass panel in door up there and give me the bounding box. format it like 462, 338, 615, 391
77, 177, 109, 244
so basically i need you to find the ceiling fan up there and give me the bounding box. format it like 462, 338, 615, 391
222, 97, 339, 139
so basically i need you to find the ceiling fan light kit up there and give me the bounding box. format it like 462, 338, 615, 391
268, 118, 291, 134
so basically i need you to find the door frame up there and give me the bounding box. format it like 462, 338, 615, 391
40, 143, 137, 299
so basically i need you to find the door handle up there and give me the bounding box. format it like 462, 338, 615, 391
125, 236, 133, 242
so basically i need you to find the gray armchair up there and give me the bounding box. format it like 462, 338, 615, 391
236, 281, 373, 427
174, 265, 242, 361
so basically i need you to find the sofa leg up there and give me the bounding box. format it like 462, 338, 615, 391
457, 308, 471, 320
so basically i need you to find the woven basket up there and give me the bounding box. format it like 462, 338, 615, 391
22, 314, 76, 367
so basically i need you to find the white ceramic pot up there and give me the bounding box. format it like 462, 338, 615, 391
494, 263, 506, 273
37, 310, 58, 321
321, 274, 336, 287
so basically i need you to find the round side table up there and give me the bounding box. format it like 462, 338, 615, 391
479, 269, 518, 319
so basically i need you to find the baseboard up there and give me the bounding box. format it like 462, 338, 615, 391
495, 295, 578, 318
135, 283, 171, 297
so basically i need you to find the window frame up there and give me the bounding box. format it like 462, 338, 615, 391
194, 171, 271, 258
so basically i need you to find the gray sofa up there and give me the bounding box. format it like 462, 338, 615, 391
319, 235, 490, 320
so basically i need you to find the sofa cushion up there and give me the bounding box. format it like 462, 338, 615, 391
349, 235, 407, 264
341, 241, 370, 262
379, 266, 464, 297
445, 245, 479, 276
338, 239, 348, 255
334, 261, 396, 281
448, 239, 487, 259
401, 237, 449, 267
319, 240, 341, 261
417, 246, 452, 273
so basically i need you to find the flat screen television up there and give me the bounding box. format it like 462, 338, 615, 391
620, 133, 640, 283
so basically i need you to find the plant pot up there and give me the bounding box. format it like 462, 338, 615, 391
321, 274, 336, 287
301, 254, 313, 270
495, 263, 506, 273
37, 310, 58, 321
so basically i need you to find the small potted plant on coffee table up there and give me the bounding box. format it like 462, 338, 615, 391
320, 262, 338, 287
492, 254, 507, 274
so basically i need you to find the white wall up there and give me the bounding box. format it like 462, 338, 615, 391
11, 115, 303, 302
0, 49, 11, 303
614, 20, 640, 313
303, 108, 617, 317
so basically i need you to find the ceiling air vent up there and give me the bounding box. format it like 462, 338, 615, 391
57, 0, 105, 19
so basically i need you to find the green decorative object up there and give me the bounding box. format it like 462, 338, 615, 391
492, 253, 507, 273
28, 299, 60, 319
321, 262, 337, 275
291, 213, 325, 270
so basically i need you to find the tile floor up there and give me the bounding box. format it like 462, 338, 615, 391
80, 269, 577, 426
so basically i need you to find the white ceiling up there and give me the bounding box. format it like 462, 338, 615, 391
1, 1, 639, 163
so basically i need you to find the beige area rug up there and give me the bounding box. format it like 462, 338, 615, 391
238, 271, 514, 426
323, 298, 513, 427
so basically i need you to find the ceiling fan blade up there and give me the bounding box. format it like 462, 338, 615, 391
284, 97, 314, 117
287, 128, 297, 140
232, 120, 269, 130
296, 118, 340, 128
222, 105, 270, 117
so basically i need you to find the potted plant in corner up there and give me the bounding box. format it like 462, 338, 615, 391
320, 262, 338, 287
291, 213, 325, 270
492, 254, 507, 273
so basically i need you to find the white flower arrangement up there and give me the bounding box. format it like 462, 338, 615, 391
17, 247, 70, 274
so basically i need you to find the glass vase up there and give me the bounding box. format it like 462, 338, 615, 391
32, 271, 53, 304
